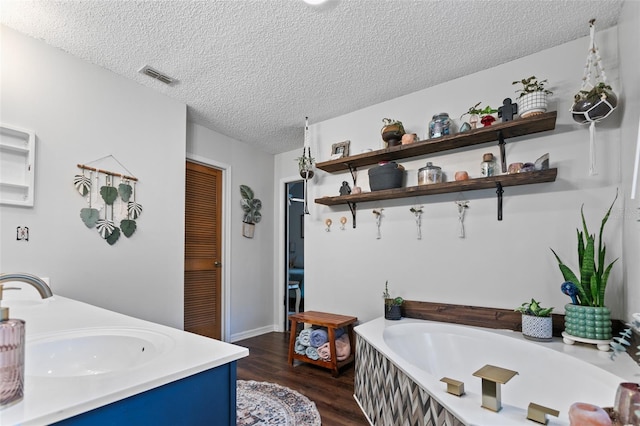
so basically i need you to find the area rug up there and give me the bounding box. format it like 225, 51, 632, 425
237, 380, 322, 426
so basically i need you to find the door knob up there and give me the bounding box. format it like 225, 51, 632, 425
214, 261, 222, 267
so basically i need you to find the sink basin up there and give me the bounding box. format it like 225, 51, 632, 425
26, 328, 174, 377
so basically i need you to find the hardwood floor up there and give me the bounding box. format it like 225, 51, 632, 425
235, 331, 369, 426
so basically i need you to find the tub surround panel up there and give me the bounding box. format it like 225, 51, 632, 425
401, 300, 626, 339
355, 335, 465, 426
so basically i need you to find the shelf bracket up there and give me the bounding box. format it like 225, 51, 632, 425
347, 202, 357, 229
347, 164, 358, 186
496, 130, 507, 173
496, 182, 504, 221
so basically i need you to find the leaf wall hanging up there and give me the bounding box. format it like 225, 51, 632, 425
75, 158, 141, 245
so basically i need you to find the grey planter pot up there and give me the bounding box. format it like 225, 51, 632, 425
385, 305, 401, 320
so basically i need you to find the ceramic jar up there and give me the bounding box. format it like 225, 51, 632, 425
521, 314, 553, 341
429, 113, 451, 139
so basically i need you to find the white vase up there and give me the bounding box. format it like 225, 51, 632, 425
518, 92, 549, 118
521, 314, 553, 341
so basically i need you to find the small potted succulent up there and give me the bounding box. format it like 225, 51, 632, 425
515, 298, 554, 341
512, 76, 553, 118
571, 82, 618, 124
381, 118, 405, 147
383, 281, 403, 320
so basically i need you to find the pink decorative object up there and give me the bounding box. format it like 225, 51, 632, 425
614, 382, 640, 425
454, 171, 469, 181
568, 402, 612, 425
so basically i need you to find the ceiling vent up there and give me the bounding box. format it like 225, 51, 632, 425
138, 65, 175, 85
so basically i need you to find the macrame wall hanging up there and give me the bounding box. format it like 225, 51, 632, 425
569, 19, 618, 176
74, 155, 142, 245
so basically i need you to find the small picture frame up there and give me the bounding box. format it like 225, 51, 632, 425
330, 140, 350, 159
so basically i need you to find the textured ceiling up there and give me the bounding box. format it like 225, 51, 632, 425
0, 0, 624, 154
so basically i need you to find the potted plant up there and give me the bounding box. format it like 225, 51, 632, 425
296, 147, 315, 179
515, 298, 554, 341
381, 118, 405, 147
571, 82, 618, 124
551, 191, 618, 346
383, 281, 403, 320
240, 185, 262, 238
512, 76, 553, 118
460, 102, 498, 130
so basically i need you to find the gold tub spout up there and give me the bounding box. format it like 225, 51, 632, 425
472, 364, 519, 412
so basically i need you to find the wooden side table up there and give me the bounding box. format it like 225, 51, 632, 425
287, 311, 357, 377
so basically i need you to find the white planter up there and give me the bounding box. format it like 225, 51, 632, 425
521, 314, 553, 341
517, 92, 549, 118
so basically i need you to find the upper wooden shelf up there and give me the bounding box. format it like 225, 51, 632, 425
314, 168, 557, 206
315, 111, 557, 173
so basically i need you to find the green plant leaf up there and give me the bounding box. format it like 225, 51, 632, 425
118, 183, 132, 202
120, 219, 137, 238
106, 227, 120, 245
253, 211, 262, 224
579, 236, 595, 305
80, 208, 100, 228
100, 186, 118, 205
240, 199, 252, 212
240, 185, 254, 200
251, 198, 262, 211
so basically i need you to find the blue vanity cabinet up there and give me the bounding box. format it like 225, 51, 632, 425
53, 362, 237, 426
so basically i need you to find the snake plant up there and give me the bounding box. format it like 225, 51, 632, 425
550, 191, 618, 307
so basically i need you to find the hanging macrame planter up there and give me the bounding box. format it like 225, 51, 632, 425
570, 19, 618, 176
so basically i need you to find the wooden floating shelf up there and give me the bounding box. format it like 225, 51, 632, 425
315, 111, 557, 173
314, 168, 557, 206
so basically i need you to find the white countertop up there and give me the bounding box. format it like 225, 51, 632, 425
0, 292, 248, 426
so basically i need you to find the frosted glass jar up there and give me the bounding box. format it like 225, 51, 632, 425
418, 162, 443, 185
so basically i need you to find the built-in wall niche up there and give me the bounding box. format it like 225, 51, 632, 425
0, 124, 36, 207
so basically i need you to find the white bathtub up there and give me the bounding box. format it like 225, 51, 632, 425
355, 317, 638, 425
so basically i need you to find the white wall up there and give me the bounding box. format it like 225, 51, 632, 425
186, 123, 275, 341
0, 26, 187, 329
618, 0, 640, 321
276, 26, 634, 325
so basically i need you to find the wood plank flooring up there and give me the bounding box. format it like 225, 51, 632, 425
235, 331, 369, 426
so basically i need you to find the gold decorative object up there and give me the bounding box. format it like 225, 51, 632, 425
472, 364, 519, 412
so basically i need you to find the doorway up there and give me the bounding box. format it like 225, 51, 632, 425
184, 160, 222, 340
285, 180, 305, 330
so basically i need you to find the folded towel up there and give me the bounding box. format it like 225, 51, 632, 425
305, 346, 320, 360
310, 328, 328, 348
317, 343, 331, 361
298, 328, 311, 346
334, 328, 345, 339
316, 334, 351, 362
294, 337, 307, 355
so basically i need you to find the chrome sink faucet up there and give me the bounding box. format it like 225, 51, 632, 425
0, 273, 53, 299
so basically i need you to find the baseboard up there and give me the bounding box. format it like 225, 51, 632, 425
228, 324, 278, 343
